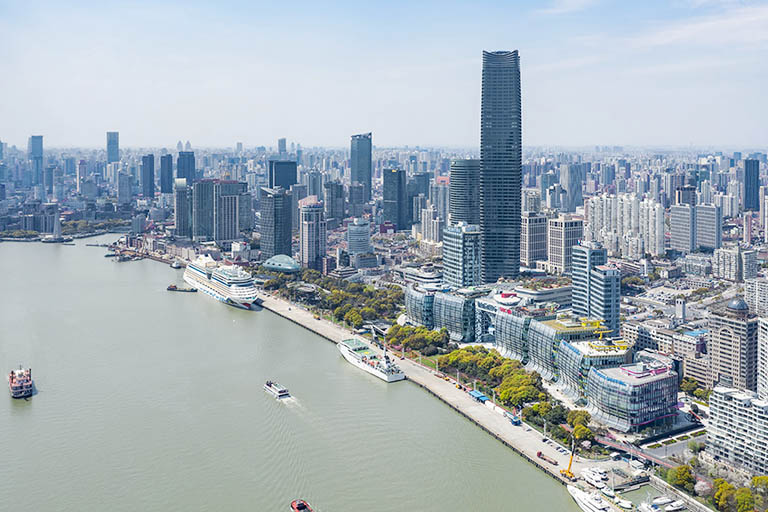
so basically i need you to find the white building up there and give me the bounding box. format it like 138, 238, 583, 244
746, 279, 768, 317
520, 211, 548, 267
544, 215, 583, 275
708, 387, 768, 475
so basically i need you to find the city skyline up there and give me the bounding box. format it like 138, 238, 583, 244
1, 1, 767, 149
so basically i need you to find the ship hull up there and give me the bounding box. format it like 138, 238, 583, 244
338, 343, 406, 383
567, 485, 610, 512
183, 273, 254, 310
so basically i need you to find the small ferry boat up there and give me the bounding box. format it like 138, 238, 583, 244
8, 366, 34, 398
653, 497, 673, 506
617, 499, 633, 509
264, 380, 290, 399
167, 285, 197, 292
338, 338, 405, 383
290, 499, 313, 511
665, 500, 686, 511
170, 260, 183, 269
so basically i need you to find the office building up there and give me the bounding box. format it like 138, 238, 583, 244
323, 181, 345, 228
557, 339, 632, 398
586, 362, 678, 432
299, 197, 327, 271
430, 182, 449, 222
28, 135, 43, 185
405, 285, 435, 329
545, 215, 583, 274
277, 137, 287, 156
192, 180, 215, 240
520, 211, 548, 268
708, 387, 768, 475
173, 178, 192, 238
260, 187, 293, 259
572, 242, 620, 334
347, 217, 372, 255
449, 159, 480, 224
117, 172, 132, 205
350, 133, 372, 202
433, 289, 486, 343
347, 182, 365, 218
290, 183, 308, 234
670, 204, 695, 253
268, 160, 298, 190
695, 203, 722, 250
675, 185, 696, 207
159, 154, 173, 193
383, 168, 408, 230
212, 181, 248, 242
106, 131, 119, 163
561, 164, 583, 213
442, 222, 482, 289
479, 50, 522, 283
177, 151, 195, 182
759, 318, 768, 399
745, 159, 760, 211
141, 154, 155, 199
708, 297, 758, 391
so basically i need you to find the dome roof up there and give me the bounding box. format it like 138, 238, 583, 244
263, 254, 300, 273
727, 297, 749, 312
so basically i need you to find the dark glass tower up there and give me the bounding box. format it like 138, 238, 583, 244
383, 168, 407, 230
479, 50, 522, 283
141, 154, 155, 199
449, 159, 480, 225
177, 151, 196, 182
260, 187, 293, 258
106, 132, 119, 163
351, 133, 372, 202
159, 154, 173, 193
745, 159, 759, 211
268, 160, 298, 190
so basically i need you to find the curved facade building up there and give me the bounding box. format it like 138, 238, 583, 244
433, 291, 476, 343
557, 340, 632, 399
495, 312, 530, 362
449, 159, 480, 225
479, 50, 522, 283
405, 285, 435, 329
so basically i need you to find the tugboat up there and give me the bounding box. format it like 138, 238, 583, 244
8, 366, 34, 398
264, 380, 291, 399
290, 499, 314, 511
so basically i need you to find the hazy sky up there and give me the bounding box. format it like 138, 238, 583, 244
1, 0, 766, 149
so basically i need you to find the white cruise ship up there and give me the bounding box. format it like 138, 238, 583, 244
338, 339, 405, 383
183, 255, 258, 309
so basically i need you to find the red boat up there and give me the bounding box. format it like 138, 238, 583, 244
291, 500, 313, 511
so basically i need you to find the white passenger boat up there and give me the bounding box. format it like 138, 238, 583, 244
264, 380, 290, 399
665, 500, 686, 511
567, 485, 611, 512
338, 339, 405, 383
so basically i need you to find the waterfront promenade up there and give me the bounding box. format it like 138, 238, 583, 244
257, 291, 622, 484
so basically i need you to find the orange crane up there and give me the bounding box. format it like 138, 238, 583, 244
560, 437, 576, 481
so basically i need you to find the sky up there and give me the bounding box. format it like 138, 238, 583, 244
0, 0, 766, 150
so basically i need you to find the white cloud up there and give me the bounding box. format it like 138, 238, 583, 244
535, 0, 599, 15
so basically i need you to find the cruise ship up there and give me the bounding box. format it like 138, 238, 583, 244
183, 255, 258, 309
338, 339, 405, 383
8, 366, 34, 399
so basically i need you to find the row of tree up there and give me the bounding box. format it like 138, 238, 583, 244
386, 325, 449, 355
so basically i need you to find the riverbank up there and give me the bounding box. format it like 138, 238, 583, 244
256, 291, 622, 485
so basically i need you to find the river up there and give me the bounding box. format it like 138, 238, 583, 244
0, 235, 578, 511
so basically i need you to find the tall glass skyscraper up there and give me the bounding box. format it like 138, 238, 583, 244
140, 154, 155, 199
479, 50, 522, 283
383, 168, 407, 230
351, 132, 372, 202
177, 151, 196, 182
745, 159, 760, 211
106, 132, 119, 163
159, 154, 173, 193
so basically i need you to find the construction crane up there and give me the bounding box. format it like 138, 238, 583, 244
560, 436, 576, 481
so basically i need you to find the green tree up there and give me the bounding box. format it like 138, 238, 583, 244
670, 465, 695, 494
566, 410, 591, 427
680, 377, 700, 395
714, 479, 736, 511
573, 424, 594, 441
735, 487, 754, 512
344, 309, 363, 329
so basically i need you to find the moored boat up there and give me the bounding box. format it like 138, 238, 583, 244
653, 497, 673, 506
567, 485, 611, 512
264, 380, 290, 399
290, 499, 313, 511
338, 338, 405, 383
665, 500, 686, 511
183, 255, 258, 309
8, 366, 34, 398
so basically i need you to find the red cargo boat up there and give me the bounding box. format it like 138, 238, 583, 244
290, 499, 313, 511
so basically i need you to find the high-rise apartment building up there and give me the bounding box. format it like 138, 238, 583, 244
299, 197, 327, 271
708, 387, 768, 475
28, 135, 43, 186
383, 168, 408, 230
260, 187, 293, 259
350, 133, 372, 203
106, 131, 119, 163
323, 181, 345, 228
745, 159, 760, 211
442, 222, 482, 289
277, 137, 287, 156
572, 242, 620, 334
545, 215, 583, 274
695, 203, 722, 250
560, 164, 583, 213
675, 185, 696, 207
268, 160, 298, 190
713, 246, 758, 282
159, 154, 173, 194
479, 50, 522, 283
670, 204, 695, 253
117, 172, 132, 205
520, 211, 548, 268
708, 297, 758, 391
177, 151, 195, 182
141, 154, 155, 199
449, 159, 480, 225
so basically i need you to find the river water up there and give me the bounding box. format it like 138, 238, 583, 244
0, 235, 577, 511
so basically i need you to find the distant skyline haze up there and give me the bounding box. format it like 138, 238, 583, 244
0, 0, 766, 149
